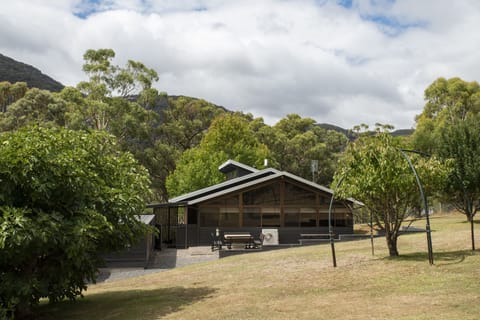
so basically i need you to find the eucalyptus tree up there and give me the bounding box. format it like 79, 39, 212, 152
413, 77, 480, 250
413, 77, 480, 154
80, 48, 158, 98
0, 88, 68, 131
0, 81, 28, 113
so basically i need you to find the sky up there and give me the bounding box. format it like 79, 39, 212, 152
1, 0, 480, 129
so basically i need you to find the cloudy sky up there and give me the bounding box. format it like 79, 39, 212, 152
1, 0, 480, 129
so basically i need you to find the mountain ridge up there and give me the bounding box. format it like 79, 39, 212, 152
0, 53, 64, 92
0, 53, 413, 136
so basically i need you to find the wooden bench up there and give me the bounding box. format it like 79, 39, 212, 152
299, 233, 335, 245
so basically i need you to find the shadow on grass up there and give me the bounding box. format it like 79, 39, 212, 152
460, 219, 480, 225
385, 250, 474, 266
36, 286, 216, 320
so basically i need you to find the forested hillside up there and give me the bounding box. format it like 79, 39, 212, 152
0, 53, 64, 91
0, 49, 411, 202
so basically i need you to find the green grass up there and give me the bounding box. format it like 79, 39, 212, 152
37, 213, 480, 319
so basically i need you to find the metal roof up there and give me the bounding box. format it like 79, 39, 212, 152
168, 168, 280, 203
218, 159, 259, 174
138, 214, 155, 225
170, 168, 361, 206
158, 159, 363, 207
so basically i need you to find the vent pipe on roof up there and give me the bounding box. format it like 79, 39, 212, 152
264, 159, 268, 167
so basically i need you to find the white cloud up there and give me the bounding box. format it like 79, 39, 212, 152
1, 0, 480, 129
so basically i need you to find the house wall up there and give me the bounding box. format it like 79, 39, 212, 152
103, 216, 156, 268
194, 178, 353, 229
176, 225, 353, 247
103, 233, 154, 268
163, 177, 356, 248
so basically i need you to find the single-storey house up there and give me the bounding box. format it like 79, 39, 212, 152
149, 160, 358, 248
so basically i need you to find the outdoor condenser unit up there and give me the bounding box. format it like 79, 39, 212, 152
261, 229, 279, 246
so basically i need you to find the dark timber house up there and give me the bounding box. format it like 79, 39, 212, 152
149, 160, 357, 248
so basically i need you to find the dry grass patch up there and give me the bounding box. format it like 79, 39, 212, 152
38, 213, 480, 320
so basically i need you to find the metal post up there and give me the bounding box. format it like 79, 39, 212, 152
399, 149, 434, 265
370, 210, 375, 256
167, 207, 171, 244
328, 175, 346, 268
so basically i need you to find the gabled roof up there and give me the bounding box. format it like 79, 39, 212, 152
186, 170, 343, 205
137, 214, 155, 225
168, 160, 363, 206
168, 162, 361, 206
218, 159, 259, 174
168, 168, 280, 203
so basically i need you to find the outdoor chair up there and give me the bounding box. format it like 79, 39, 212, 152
253, 233, 265, 248
211, 232, 223, 251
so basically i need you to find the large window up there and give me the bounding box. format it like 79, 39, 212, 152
262, 207, 281, 227
284, 208, 300, 227
199, 207, 240, 227
243, 208, 261, 227
202, 194, 239, 206
319, 212, 329, 227
199, 207, 219, 227
243, 184, 280, 206
300, 208, 317, 227
219, 208, 239, 227
284, 182, 316, 206
335, 211, 352, 227
196, 179, 352, 229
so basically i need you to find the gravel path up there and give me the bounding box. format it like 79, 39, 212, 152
96, 247, 219, 283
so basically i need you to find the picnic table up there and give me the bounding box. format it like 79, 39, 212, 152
224, 232, 255, 249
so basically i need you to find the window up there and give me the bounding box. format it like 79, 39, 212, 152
262, 207, 280, 227
284, 182, 317, 206
335, 211, 352, 227
284, 209, 300, 227
243, 208, 261, 227
219, 208, 239, 227
300, 208, 317, 227
187, 208, 198, 225
199, 207, 219, 227
243, 184, 280, 205
319, 212, 329, 227
203, 194, 239, 206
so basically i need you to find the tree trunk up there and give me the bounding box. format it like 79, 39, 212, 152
469, 215, 476, 251
386, 233, 399, 256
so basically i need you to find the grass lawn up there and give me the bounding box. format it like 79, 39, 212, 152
37, 213, 480, 319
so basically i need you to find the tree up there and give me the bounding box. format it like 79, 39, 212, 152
0, 88, 68, 131
0, 126, 151, 318
255, 114, 347, 185
65, 50, 162, 201
79, 48, 158, 98
134, 96, 224, 201
334, 125, 445, 256
413, 77, 480, 250
413, 77, 480, 153
166, 113, 269, 197
159, 96, 225, 151
0, 81, 28, 113
438, 114, 480, 250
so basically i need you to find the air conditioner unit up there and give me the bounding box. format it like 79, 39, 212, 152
261, 229, 279, 246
